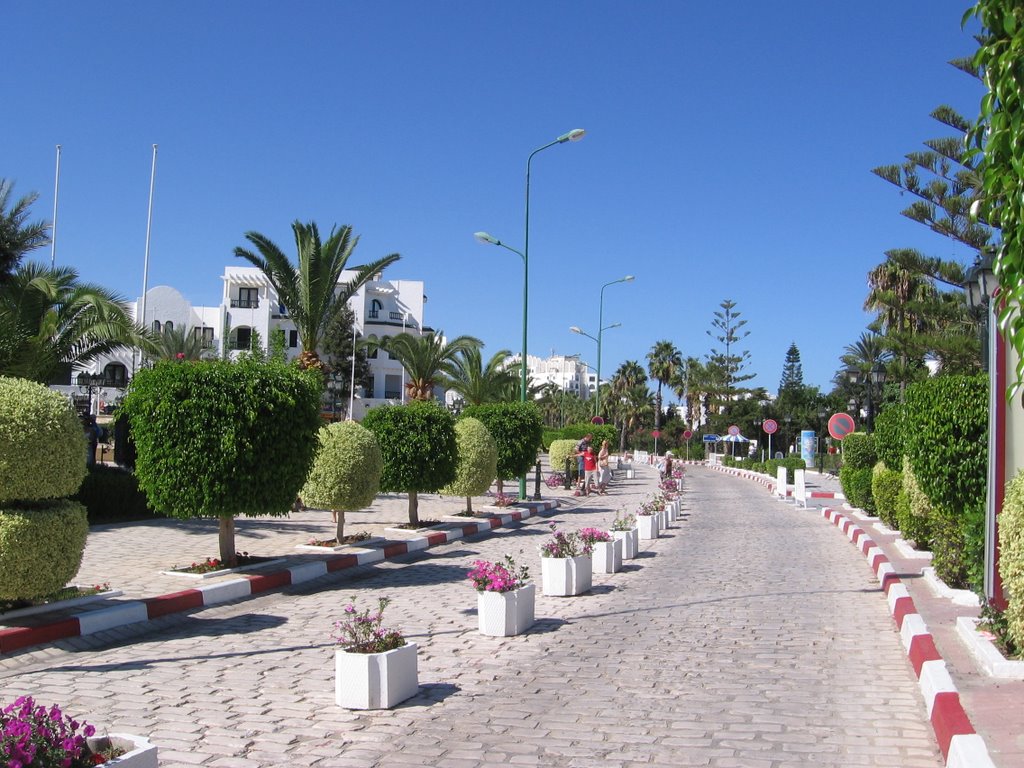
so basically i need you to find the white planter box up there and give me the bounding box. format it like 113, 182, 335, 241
658, 508, 670, 529
541, 554, 592, 596
86, 734, 158, 768
477, 585, 536, 636
613, 528, 639, 559
335, 642, 419, 709
592, 539, 622, 574
637, 514, 659, 540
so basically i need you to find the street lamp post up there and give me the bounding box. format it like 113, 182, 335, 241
570, 321, 622, 419
76, 372, 108, 417
596, 275, 634, 419
475, 127, 585, 500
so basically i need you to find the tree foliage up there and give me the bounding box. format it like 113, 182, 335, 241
365, 331, 482, 401
705, 299, 754, 413
461, 401, 543, 493
0, 180, 50, 286
441, 417, 498, 512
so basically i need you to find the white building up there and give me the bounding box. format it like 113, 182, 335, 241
73, 266, 430, 421
505, 353, 592, 398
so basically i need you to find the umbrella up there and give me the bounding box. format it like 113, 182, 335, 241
720, 433, 750, 442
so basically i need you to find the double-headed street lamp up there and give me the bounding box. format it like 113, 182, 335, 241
475, 128, 585, 500
569, 321, 622, 418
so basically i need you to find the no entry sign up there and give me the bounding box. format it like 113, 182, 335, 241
828, 412, 856, 440
762, 419, 778, 435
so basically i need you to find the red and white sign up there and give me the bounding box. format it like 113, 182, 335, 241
828, 412, 856, 440
727, 424, 740, 436
683, 430, 693, 440
651, 430, 661, 439
762, 419, 778, 435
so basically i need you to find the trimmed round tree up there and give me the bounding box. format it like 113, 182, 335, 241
548, 439, 578, 481
362, 400, 457, 526
440, 417, 497, 513
0, 377, 89, 599
119, 358, 322, 565
462, 402, 543, 498
300, 420, 382, 542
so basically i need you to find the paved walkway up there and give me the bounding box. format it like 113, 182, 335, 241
0, 465, 970, 767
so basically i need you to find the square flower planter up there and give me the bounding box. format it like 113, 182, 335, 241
86, 734, 158, 768
592, 538, 622, 574
540, 554, 592, 596
335, 642, 419, 709
613, 528, 639, 559
658, 508, 670, 529
477, 584, 536, 636
637, 514, 659, 540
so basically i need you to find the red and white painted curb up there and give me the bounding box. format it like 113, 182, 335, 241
819, 506, 995, 768
0, 500, 560, 657
705, 462, 846, 500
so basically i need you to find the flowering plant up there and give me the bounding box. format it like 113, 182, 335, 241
467, 554, 530, 593
636, 500, 658, 516
579, 527, 611, 545
659, 478, 678, 492
490, 492, 516, 508
610, 512, 636, 531
539, 523, 593, 558
332, 597, 406, 654
672, 467, 684, 479
0, 695, 100, 767
545, 472, 565, 489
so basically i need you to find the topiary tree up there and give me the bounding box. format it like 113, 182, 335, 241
440, 417, 497, 513
871, 461, 903, 529
0, 377, 89, 599
300, 420, 382, 542
548, 439, 578, 480
839, 432, 877, 512
362, 399, 457, 526
462, 402, 543, 498
1000, 467, 1024, 652
873, 403, 905, 471
120, 358, 322, 566
896, 456, 934, 552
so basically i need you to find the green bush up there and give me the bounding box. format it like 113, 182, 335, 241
840, 466, 874, 512
441, 417, 497, 510
841, 432, 876, 470
873, 403, 904, 470
300, 420, 383, 536
895, 456, 934, 551
462, 402, 544, 486
1000, 468, 1024, 651
764, 456, 807, 484
0, 377, 87, 504
871, 462, 902, 529
120, 358, 322, 563
548, 439, 578, 478
362, 400, 458, 526
904, 374, 987, 590
72, 465, 161, 524
0, 500, 89, 599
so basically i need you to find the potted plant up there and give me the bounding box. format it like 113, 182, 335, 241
539, 523, 593, 596
580, 527, 622, 574
610, 512, 639, 560
332, 597, 418, 710
636, 503, 660, 540
0, 695, 157, 767
467, 554, 535, 636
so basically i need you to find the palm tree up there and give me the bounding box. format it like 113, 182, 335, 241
234, 220, 400, 370
143, 325, 214, 361
646, 340, 682, 431
0, 263, 139, 383
366, 332, 483, 401
610, 360, 648, 452
618, 383, 655, 452
440, 346, 517, 405
0, 180, 50, 285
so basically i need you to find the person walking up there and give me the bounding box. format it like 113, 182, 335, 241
575, 433, 592, 489
581, 443, 599, 496
597, 439, 611, 494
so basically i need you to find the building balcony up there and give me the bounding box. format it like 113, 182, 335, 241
230, 299, 260, 309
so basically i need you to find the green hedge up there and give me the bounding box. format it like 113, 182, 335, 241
545, 423, 618, 452
548, 439, 578, 478
1000, 468, 1024, 651
896, 456, 934, 551
842, 432, 876, 470
440, 417, 497, 499
0, 501, 89, 599
72, 465, 161, 524
840, 466, 874, 512
873, 403, 905, 470
871, 462, 902, 529
462, 402, 543, 483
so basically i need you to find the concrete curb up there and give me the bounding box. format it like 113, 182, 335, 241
0, 500, 560, 657
818, 506, 996, 768
705, 462, 846, 500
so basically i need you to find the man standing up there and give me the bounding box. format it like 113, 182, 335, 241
575, 433, 592, 488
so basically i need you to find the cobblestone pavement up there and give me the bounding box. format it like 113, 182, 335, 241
0, 466, 943, 767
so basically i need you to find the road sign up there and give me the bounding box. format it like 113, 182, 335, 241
651, 430, 661, 439
762, 418, 778, 435
702, 434, 720, 443
727, 424, 740, 436
683, 429, 693, 440
591, 416, 605, 425
828, 412, 856, 440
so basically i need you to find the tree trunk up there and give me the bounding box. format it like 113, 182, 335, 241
335, 509, 346, 543
465, 496, 473, 514
496, 478, 504, 496
219, 517, 237, 567
408, 491, 419, 527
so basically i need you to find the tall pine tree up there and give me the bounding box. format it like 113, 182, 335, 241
705, 299, 754, 417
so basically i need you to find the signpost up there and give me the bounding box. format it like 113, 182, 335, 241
683, 429, 693, 460
762, 418, 778, 460
827, 413, 856, 441
652, 429, 661, 456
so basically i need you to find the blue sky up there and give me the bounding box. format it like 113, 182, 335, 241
5, 1, 982, 397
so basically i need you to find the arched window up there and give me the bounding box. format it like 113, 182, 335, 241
369, 299, 382, 319
152, 320, 161, 332
164, 321, 174, 332
103, 363, 128, 387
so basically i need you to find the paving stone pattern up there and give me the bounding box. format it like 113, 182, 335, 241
0, 466, 942, 767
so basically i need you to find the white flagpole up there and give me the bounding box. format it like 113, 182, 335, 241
136, 144, 158, 375
50, 145, 61, 267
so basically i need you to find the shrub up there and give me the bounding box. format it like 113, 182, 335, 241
440, 417, 498, 512
72, 465, 161, 524
840, 466, 874, 512
895, 456, 934, 551
871, 462, 902, 529
0, 377, 86, 504
764, 456, 807, 484
841, 432, 876, 470
548, 439, 578, 478
120, 358, 322, 564
556, 423, 618, 450
0, 500, 89, 599
1000, 468, 1024, 651
873, 403, 905, 470
462, 402, 544, 490
300, 421, 382, 540
362, 399, 458, 526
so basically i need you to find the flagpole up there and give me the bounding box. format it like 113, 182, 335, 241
50, 145, 61, 267
136, 144, 158, 375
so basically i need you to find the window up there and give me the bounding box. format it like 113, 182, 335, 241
368, 299, 382, 319
232, 287, 259, 309
102, 363, 128, 387
164, 321, 174, 332
366, 376, 375, 398
231, 327, 252, 350
289, 330, 298, 348
152, 320, 161, 333
193, 327, 215, 348
384, 374, 402, 400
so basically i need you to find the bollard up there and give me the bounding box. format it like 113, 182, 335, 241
534, 461, 542, 500
564, 457, 573, 490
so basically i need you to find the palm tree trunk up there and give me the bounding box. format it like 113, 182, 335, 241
219, 517, 237, 567
408, 490, 419, 527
